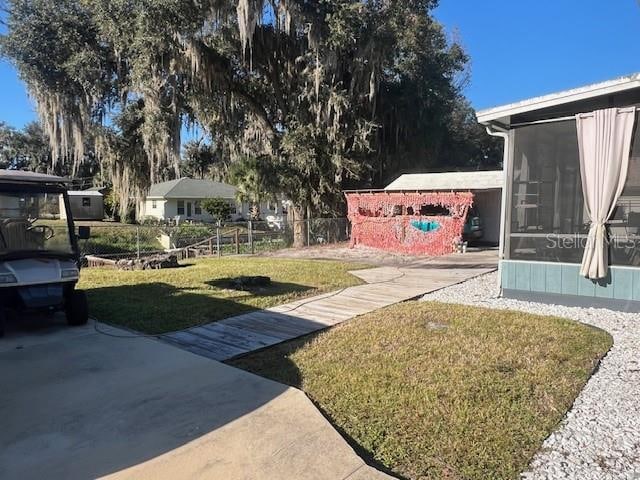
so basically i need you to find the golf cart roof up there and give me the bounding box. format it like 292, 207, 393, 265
0, 169, 71, 185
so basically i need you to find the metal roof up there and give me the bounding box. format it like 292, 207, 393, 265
385, 171, 503, 191
0, 169, 70, 184
68, 190, 103, 197
148, 178, 238, 199
477, 73, 640, 125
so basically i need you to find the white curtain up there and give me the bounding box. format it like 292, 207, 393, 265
576, 107, 636, 280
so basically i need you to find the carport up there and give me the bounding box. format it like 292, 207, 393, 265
385, 171, 504, 245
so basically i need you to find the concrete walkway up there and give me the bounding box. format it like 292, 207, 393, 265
163, 249, 498, 361
0, 321, 392, 480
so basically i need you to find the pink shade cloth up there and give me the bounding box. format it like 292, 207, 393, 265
345, 192, 473, 256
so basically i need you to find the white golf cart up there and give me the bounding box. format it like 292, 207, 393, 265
0, 170, 90, 336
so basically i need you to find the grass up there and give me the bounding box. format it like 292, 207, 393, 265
229, 301, 613, 480
81, 227, 163, 256
79, 257, 368, 334
79, 223, 292, 257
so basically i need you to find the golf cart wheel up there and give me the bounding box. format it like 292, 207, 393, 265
66, 290, 89, 326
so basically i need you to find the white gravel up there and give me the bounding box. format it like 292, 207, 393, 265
422, 271, 640, 480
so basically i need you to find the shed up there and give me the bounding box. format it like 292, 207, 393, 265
63, 190, 105, 221
385, 171, 504, 245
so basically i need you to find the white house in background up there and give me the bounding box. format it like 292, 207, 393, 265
139, 178, 285, 223
385, 170, 503, 245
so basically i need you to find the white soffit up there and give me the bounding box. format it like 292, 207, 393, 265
477, 73, 640, 125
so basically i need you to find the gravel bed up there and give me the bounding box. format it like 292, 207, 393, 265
422, 271, 640, 480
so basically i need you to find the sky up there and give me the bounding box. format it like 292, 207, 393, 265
1, 0, 639, 130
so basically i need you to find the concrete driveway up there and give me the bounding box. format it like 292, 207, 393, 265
0, 317, 392, 480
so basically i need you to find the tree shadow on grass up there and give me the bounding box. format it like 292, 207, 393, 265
207, 277, 313, 297
85, 280, 313, 335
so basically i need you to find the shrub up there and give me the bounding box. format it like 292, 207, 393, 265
202, 197, 233, 224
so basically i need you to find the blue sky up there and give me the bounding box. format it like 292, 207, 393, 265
435, 0, 640, 109
1, 0, 639, 129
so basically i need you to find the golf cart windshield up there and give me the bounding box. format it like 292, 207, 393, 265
0, 189, 74, 259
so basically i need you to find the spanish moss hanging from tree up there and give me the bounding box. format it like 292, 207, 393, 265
0, 0, 500, 224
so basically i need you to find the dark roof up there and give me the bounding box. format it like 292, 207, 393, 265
148, 178, 237, 199
0, 169, 70, 185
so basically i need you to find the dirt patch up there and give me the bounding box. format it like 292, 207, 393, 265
260, 243, 431, 267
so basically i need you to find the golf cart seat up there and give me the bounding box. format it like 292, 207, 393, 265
0, 219, 44, 251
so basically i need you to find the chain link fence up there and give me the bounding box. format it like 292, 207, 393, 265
79, 218, 351, 267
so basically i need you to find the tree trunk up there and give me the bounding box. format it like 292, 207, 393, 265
292, 204, 308, 248
250, 202, 260, 221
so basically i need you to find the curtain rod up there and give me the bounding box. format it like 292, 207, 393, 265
509, 106, 637, 128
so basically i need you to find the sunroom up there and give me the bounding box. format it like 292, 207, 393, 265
478, 73, 640, 311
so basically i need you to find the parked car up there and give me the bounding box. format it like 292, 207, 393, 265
463, 207, 484, 241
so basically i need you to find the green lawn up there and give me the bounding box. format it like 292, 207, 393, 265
79, 258, 367, 334
229, 302, 612, 480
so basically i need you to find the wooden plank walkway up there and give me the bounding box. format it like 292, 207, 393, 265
162, 250, 498, 361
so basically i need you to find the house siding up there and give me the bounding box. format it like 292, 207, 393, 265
140, 199, 168, 221
140, 197, 284, 222
501, 260, 640, 311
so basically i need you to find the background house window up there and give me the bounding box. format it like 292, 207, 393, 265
152, 200, 157, 209
82, 197, 91, 207
177, 200, 185, 215
194, 201, 202, 215
508, 115, 640, 266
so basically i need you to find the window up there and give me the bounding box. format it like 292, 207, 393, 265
508, 120, 585, 263
177, 200, 185, 215
82, 197, 91, 207
508, 115, 640, 266
419, 205, 450, 216
194, 201, 202, 215
152, 200, 157, 209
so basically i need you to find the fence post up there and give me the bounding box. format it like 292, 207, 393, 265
136, 226, 141, 260
248, 221, 254, 254
216, 227, 221, 258
235, 228, 240, 255
306, 219, 311, 247
326, 219, 330, 244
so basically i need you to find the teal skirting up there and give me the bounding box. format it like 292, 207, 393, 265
501, 260, 640, 303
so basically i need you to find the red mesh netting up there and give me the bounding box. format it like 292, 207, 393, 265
346, 192, 474, 256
